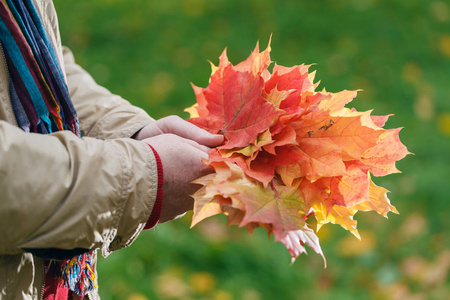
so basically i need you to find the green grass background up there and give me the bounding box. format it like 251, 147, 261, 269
53, 0, 449, 299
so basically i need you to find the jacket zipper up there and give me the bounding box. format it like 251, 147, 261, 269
40, 261, 47, 300
0, 41, 18, 125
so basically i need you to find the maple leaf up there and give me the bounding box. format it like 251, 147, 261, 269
189, 44, 280, 149
298, 114, 384, 161
352, 175, 399, 217
329, 161, 370, 207
191, 161, 254, 226
264, 64, 315, 110
235, 40, 272, 75
318, 90, 358, 113
361, 128, 411, 176
263, 87, 293, 108
299, 163, 399, 238
279, 224, 326, 266
186, 39, 410, 264
237, 181, 308, 236
278, 139, 347, 182
314, 202, 360, 239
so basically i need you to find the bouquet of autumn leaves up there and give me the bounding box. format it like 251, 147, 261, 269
185, 41, 409, 265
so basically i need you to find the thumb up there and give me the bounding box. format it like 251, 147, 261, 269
158, 116, 224, 147
192, 128, 224, 147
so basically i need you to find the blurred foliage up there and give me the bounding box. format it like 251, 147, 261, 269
53, 0, 449, 299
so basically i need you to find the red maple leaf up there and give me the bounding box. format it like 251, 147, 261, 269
189, 45, 280, 149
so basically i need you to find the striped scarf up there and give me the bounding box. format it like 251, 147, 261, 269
0, 0, 95, 297
0, 0, 79, 133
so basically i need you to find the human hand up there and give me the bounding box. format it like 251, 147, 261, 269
134, 115, 224, 147
143, 134, 214, 223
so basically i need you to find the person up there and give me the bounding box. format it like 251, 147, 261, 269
0, 0, 223, 299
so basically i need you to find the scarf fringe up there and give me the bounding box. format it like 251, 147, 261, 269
59, 253, 97, 299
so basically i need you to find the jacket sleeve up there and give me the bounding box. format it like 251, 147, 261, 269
62, 46, 154, 140
0, 120, 159, 258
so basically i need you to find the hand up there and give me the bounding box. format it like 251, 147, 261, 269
134, 115, 224, 147
143, 134, 213, 223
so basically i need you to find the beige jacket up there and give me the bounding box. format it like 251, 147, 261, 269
0, 0, 159, 298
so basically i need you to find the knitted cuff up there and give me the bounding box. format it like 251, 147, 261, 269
144, 144, 163, 229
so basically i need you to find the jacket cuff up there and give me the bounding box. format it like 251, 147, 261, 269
144, 144, 163, 229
